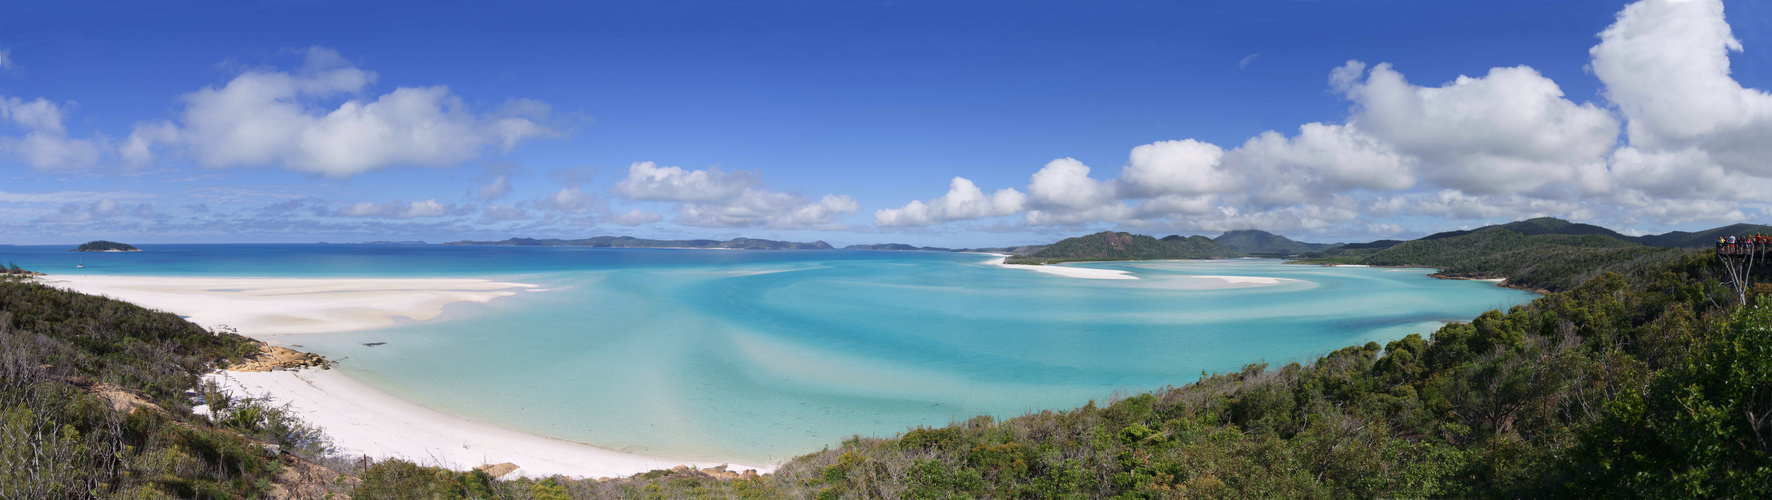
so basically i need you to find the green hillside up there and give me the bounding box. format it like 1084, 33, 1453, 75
1212, 229, 1315, 255
0, 280, 336, 498
1159, 234, 1247, 259
1418, 217, 1631, 242
1009, 231, 1242, 264
1009, 231, 1183, 263
1302, 226, 1686, 292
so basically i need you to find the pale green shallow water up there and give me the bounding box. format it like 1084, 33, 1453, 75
1, 245, 1535, 464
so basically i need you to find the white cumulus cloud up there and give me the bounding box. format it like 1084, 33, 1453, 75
0, 96, 105, 170
125, 47, 554, 177
1117, 139, 1245, 198
874, 177, 1026, 227
1592, 0, 1772, 178
612, 162, 856, 229
1334, 61, 1619, 195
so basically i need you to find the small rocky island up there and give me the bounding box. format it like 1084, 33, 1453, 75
72, 240, 141, 252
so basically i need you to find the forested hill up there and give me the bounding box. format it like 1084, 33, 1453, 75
1211, 229, 1336, 255
1302, 226, 1690, 292
1422, 217, 1630, 241
1160, 234, 1246, 259
1008, 231, 1242, 263
444, 235, 833, 250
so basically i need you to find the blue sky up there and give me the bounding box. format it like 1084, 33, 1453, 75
2, 0, 1769, 246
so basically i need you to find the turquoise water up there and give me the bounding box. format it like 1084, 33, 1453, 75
1, 245, 1536, 464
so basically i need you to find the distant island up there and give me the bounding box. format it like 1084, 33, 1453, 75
843, 243, 953, 251
444, 236, 834, 250
318, 241, 429, 245
71, 240, 140, 252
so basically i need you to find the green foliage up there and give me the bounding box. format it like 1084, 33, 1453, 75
1302, 225, 1692, 292
1560, 302, 1772, 498
1212, 229, 1316, 255
1011, 231, 1242, 264
0, 279, 306, 498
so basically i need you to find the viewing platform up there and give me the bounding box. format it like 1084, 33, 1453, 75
1716, 243, 1771, 259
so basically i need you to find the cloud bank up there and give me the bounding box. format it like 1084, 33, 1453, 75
874, 0, 1767, 237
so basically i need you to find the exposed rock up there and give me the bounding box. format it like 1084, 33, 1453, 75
475, 462, 520, 479
229, 342, 330, 372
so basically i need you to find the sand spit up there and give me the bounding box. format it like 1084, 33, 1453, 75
46, 275, 536, 335
984, 255, 1138, 280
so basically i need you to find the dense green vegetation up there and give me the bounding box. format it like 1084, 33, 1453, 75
72, 240, 140, 252
1009, 231, 1241, 264
445, 236, 835, 250
1211, 229, 1334, 255
1159, 235, 1245, 259
1301, 226, 1691, 292
0, 279, 346, 498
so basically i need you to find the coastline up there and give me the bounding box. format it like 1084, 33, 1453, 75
42, 273, 773, 479
207, 368, 769, 479
978, 253, 1139, 280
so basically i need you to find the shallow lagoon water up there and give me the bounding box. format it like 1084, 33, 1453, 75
2, 245, 1536, 464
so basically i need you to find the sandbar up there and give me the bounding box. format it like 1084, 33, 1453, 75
1188, 275, 1292, 285
46, 275, 536, 335
206, 369, 770, 479
984, 255, 1138, 280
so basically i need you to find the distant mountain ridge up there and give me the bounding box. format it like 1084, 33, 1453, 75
844, 243, 953, 251
444, 236, 833, 250
1631, 222, 1772, 248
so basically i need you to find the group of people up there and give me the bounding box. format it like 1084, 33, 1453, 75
1718, 234, 1769, 255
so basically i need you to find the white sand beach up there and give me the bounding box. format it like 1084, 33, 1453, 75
45, 274, 770, 478
985, 255, 1138, 280
46, 275, 536, 335
207, 369, 770, 479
